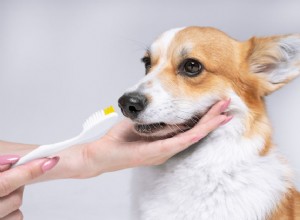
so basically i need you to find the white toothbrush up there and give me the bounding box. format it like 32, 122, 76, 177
13, 106, 119, 167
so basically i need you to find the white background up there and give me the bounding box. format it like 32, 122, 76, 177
1, 1, 300, 219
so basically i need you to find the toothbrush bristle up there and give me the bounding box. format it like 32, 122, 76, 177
103, 106, 115, 115
83, 110, 102, 129
82, 106, 115, 130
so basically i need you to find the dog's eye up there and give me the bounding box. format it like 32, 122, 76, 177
141, 57, 151, 73
179, 59, 203, 77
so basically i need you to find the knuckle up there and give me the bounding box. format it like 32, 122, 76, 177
155, 159, 166, 165
195, 131, 206, 138
11, 193, 23, 209
0, 177, 11, 197
131, 155, 143, 167
141, 157, 164, 166
158, 143, 170, 154
133, 148, 145, 166
14, 210, 24, 220
174, 137, 192, 149
195, 124, 209, 134
24, 166, 39, 180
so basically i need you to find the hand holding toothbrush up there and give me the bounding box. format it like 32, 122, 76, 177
67, 99, 232, 178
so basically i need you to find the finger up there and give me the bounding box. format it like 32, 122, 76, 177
0, 187, 23, 218
200, 99, 231, 124
181, 114, 232, 140
153, 114, 231, 156
0, 157, 59, 197
0, 165, 11, 173
0, 209, 23, 220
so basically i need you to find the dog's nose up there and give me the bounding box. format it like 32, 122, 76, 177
118, 92, 148, 119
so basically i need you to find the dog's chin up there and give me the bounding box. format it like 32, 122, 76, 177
133, 115, 201, 138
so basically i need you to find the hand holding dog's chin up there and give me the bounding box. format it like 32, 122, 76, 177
73, 100, 232, 179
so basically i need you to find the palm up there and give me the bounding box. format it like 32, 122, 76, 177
84, 119, 153, 175
105, 118, 142, 143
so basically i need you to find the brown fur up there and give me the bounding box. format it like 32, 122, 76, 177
269, 190, 300, 220
148, 27, 300, 219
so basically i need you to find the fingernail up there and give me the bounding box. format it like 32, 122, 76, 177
41, 157, 60, 172
220, 115, 234, 126
0, 155, 20, 165
220, 98, 231, 113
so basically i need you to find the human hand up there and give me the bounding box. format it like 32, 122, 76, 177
0, 155, 59, 219
75, 99, 232, 178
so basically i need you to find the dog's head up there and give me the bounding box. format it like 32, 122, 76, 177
118, 27, 300, 138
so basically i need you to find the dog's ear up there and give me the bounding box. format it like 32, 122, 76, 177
248, 35, 300, 95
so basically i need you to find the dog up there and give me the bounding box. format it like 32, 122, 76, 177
118, 26, 300, 220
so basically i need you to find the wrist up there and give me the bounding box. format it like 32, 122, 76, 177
29, 143, 89, 183
77, 140, 106, 178
55, 141, 105, 179
53, 143, 90, 179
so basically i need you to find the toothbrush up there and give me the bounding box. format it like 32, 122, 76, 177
13, 106, 119, 167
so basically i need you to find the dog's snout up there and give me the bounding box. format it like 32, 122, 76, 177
118, 92, 148, 119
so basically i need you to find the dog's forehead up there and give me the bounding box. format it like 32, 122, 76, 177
149, 27, 234, 61
150, 27, 186, 58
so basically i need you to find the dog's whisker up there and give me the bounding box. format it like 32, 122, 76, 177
174, 124, 184, 133
167, 124, 176, 135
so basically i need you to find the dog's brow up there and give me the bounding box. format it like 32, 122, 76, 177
180, 47, 189, 58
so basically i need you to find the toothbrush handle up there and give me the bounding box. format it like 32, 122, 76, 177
13, 136, 81, 167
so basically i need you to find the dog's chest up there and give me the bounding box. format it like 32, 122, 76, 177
132, 137, 291, 220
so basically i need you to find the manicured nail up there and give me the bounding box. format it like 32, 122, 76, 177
0, 155, 20, 165
220, 98, 231, 113
41, 157, 60, 172
220, 115, 234, 126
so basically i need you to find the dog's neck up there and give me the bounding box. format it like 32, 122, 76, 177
175, 95, 272, 164
134, 97, 293, 220
161, 98, 292, 219
135, 105, 292, 220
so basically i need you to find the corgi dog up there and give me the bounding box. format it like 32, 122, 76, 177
118, 27, 300, 220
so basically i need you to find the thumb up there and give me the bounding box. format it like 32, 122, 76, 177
0, 157, 59, 197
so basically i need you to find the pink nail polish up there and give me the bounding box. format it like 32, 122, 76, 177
0, 155, 20, 165
221, 115, 234, 126
41, 157, 60, 172
220, 98, 231, 112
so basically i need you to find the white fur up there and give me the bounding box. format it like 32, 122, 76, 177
251, 35, 300, 84
125, 30, 296, 220
132, 139, 291, 220
130, 93, 292, 220
126, 27, 222, 133
128, 27, 185, 92
270, 36, 300, 83
151, 27, 185, 60
126, 27, 188, 131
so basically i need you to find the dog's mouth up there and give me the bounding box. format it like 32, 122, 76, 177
134, 115, 201, 137
134, 122, 167, 134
